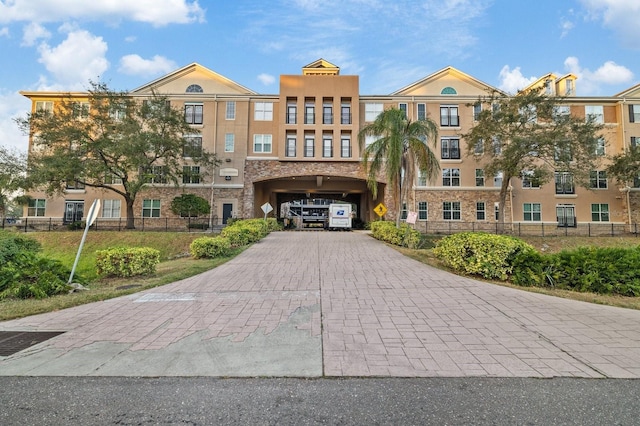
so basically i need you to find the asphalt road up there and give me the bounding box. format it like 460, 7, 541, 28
1, 377, 638, 425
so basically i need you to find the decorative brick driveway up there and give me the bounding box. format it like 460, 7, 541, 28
1, 232, 639, 378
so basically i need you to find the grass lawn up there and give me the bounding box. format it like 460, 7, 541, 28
1, 231, 639, 321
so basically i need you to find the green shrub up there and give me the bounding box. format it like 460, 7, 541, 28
551, 246, 640, 296
0, 243, 73, 300
433, 232, 535, 280
370, 221, 421, 248
190, 236, 232, 259
95, 247, 160, 277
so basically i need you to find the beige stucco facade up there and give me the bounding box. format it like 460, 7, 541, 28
19, 60, 640, 231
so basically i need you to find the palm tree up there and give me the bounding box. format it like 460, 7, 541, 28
358, 107, 439, 226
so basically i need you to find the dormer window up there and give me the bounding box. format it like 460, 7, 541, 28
441, 87, 457, 95
186, 84, 203, 93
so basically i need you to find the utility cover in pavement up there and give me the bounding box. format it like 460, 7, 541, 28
0, 331, 65, 356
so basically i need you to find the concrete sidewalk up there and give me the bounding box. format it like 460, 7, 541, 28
1, 231, 640, 378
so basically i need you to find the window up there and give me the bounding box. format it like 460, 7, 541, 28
341, 103, 351, 124
225, 133, 234, 152
287, 103, 297, 124
323, 135, 333, 157
476, 202, 486, 221
475, 169, 484, 187
183, 136, 202, 157
585, 105, 604, 124
323, 104, 333, 124
254, 102, 273, 121
495, 203, 500, 221
443, 168, 460, 186
441, 138, 460, 159
365, 103, 383, 121
554, 144, 573, 162
634, 172, 640, 188
474, 138, 484, 155
226, 101, 236, 120
28, 198, 45, 217
555, 172, 574, 194
590, 170, 607, 189
35, 101, 53, 116
440, 105, 459, 126
418, 201, 428, 220
632, 137, 639, 149
66, 180, 85, 190
341, 135, 351, 158
492, 136, 502, 155
142, 199, 161, 218
105, 173, 122, 185
110, 103, 126, 121
186, 84, 203, 93
591, 204, 609, 222
553, 105, 570, 121
565, 79, 574, 95
473, 103, 482, 121
544, 79, 553, 95
400, 203, 408, 220
629, 105, 640, 123
364, 135, 379, 148
182, 166, 200, 184
253, 134, 272, 153
305, 102, 315, 124
417, 103, 426, 121
523, 203, 541, 221
184, 103, 203, 125
522, 170, 540, 188
556, 205, 575, 227
73, 102, 90, 119
102, 199, 121, 218
417, 170, 427, 187
443, 201, 461, 220
145, 166, 168, 184
286, 134, 296, 157
399, 103, 407, 117
595, 137, 606, 156
494, 171, 503, 188
304, 135, 315, 157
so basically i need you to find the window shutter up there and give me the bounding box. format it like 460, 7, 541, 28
630, 104, 635, 123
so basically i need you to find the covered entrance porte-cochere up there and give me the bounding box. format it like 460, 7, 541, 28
252, 174, 386, 226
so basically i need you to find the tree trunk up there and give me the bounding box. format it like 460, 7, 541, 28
498, 177, 511, 230
125, 197, 136, 229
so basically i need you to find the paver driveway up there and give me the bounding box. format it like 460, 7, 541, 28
1, 231, 639, 378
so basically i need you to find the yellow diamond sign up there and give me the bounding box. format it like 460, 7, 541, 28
374, 203, 387, 217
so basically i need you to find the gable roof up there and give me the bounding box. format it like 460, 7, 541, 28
302, 58, 340, 75
616, 82, 640, 98
131, 62, 257, 95
391, 66, 502, 96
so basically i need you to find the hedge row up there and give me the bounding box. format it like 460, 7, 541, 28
95, 247, 161, 278
433, 232, 640, 296
370, 221, 421, 248
190, 218, 282, 259
0, 230, 73, 299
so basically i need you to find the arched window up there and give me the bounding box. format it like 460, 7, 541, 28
186, 84, 203, 93
441, 86, 457, 95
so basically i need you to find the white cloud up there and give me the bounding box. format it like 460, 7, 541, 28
497, 65, 537, 94
0, 0, 205, 26
579, 0, 640, 48
564, 56, 634, 95
118, 54, 177, 77
257, 73, 275, 86
0, 27, 9, 37
0, 90, 31, 153
21, 22, 50, 46
37, 29, 109, 89
125, 36, 137, 43
560, 19, 574, 38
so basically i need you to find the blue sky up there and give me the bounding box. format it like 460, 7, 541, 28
1, 0, 639, 153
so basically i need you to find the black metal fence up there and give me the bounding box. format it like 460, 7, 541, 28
412, 221, 639, 237
1, 216, 225, 232
2, 217, 639, 237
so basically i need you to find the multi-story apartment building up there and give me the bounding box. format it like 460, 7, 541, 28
19, 59, 640, 231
